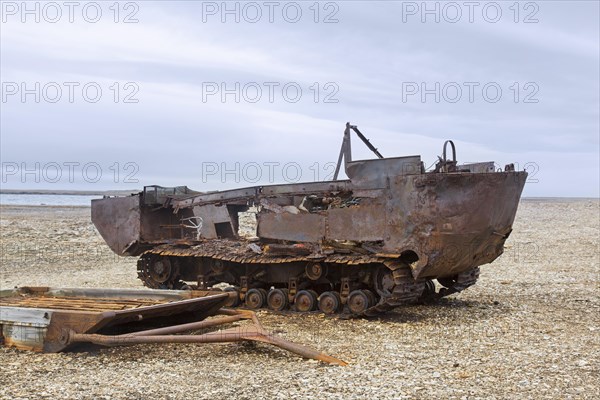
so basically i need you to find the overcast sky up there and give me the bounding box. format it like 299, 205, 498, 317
1, 1, 598, 197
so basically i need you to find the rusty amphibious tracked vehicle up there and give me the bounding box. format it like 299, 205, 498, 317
92, 123, 527, 316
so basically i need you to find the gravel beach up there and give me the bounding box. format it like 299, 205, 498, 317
0, 199, 598, 399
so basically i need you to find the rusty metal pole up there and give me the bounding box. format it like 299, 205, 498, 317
68, 324, 347, 366
248, 334, 348, 366
121, 315, 244, 337
69, 327, 261, 346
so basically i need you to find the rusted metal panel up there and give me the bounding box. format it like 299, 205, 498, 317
326, 205, 386, 241
459, 162, 495, 173
386, 171, 528, 279
91, 195, 141, 256
0, 307, 51, 351
257, 213, 325, 242
259, 181, 352, 196
193, 204, 232, 239
0, 287, 229, 352
346, 156, 422, 189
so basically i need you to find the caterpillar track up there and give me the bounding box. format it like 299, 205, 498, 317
136, 243, 480, 317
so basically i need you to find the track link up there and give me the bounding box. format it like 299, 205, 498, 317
138, 244, 480, 317
363, 261, 426, 317
437, 267, 481, 298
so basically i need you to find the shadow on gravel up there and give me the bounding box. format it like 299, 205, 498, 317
363, 298, 511, 325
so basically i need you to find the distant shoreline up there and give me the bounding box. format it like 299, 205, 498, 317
522, 197, 598, 202
0, 189, 140, 196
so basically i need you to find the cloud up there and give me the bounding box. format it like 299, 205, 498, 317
1, 1, 598, 197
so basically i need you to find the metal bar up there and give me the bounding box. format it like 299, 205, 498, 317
333, 124, 350, 181
442, 140, 456, 162
250, 313, 268, 335
217, 308, 254, 318
68, 320, 348, 366
121, 315, 244, 337
171, 181, 352, 210
209, 309, 266, 335
351, 125, 384, 159
69, 326, 261, 346
249, 334, 348, 367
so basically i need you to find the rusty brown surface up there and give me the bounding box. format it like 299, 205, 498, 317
258, 212, 325, 242
0, 288, 229, 352
92, 169, 525, 281
90, 123, 527, 316
91, 195, 141, 255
